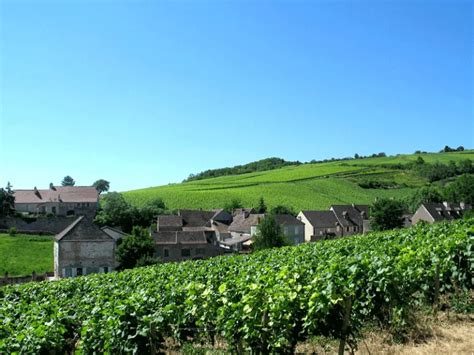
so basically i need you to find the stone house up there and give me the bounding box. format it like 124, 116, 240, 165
14, 186, 98, 217
152, 230, 224, 262
54, 216, 121, 278
411, 202, 471, 224
297, 204, 370, 242
297, 210, 340, 242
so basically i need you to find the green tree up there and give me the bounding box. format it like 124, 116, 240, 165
252, 215, 288, 251
116, 226, 157, 270
61, 175, 76, 186
224, 198, 243, 213
0, 182, 15, 217
415, 156, 425, 165
255, 197, 267, 213
270, 205, 296, 216
92, 179, 110, 194
407, 185, 443, 213
444, 174, 474, 205
370, 198, 405, 231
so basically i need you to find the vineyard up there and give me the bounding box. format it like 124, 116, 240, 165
123, 150, 474, 211
0, 220, 473, 353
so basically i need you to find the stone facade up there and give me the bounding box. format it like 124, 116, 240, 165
54, 216, 117, 278
14, 186, 98, 217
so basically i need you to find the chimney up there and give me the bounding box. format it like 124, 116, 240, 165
33, 187, 41, 199
460, 202, 466, 210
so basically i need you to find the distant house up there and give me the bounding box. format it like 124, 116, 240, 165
274, 214, 305, 245
297, 204, 370, 242
297, 210, 340, 242
225, 211, 264, 251
54, 216, 122, 278
330, 204, 370, 235
152, 230, 224, 262
14, 186, 98, 217
412, 202, 471, 224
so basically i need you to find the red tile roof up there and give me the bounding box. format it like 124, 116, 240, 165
14, 186, 98, 204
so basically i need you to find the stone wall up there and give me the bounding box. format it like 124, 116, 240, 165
0, 216, 76, 234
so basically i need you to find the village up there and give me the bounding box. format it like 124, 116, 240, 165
1, 184, 471, 281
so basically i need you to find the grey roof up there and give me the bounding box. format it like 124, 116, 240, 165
330, 205, 369, 228
228, 213, 264, 234
178, 210, 215, 228
14, 186, 98, 204
422, 202, 470, 222
274, 214, 304, 226
157, 215, 183, 228
152, 230, 211, 245
232, 208, 255, 217
219, 234, 253, 246
101, 226, 128, 241
300, 210, 339, 228
56, 216, 114, 242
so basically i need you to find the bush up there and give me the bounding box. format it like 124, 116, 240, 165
7, 227, 17, 236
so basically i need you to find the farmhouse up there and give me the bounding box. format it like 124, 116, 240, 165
54, 216, 122, 278
152, 230, 223, 262
411, 202, 471, 224
297, 210, 340, 242
14, 185, 98, 217
297, 204, 370, 241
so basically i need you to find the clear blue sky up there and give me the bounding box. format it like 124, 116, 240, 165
0, 0, 472, 191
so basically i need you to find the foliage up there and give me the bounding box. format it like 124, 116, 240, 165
252, 214, 288, 251
223, 198, 243, 213
270, 204, 296, 216
255, 197, 267, 213
184, 157, 302, 182
7, 227, 17, 236
61, 176, 76, 186
370, 198, 405, 231
407, 185, 444, 213
0, 182, 15, 217
0, 220, 472, 353
444, 174, 474, 205
116, 226, 156, 270
0, 234, 53, 276
123, 151, 474, 212
92, 179, 110, 194
95, 193, 166, 233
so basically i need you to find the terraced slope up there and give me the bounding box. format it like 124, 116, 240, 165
123, 151, 474, 211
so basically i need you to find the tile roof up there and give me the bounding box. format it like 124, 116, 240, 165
274, 214, 304, 226
228, 213, 264, 234
330, 205, 369, 228
152, 230, 211, 245
55, 216, 114, 242
178, 209, 215, 228
422, 202, 470, 221
14, 186, 98, 204
300, 210, 339, 228
157, 215, 184, 230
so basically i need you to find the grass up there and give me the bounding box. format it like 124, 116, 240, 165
0, 234, 53, 277
123, 151, 474, 211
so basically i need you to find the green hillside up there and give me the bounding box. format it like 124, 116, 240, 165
123, 150, 474, 211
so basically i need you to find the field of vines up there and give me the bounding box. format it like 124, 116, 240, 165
123, 151, 473, 210
1, 220, 473, 353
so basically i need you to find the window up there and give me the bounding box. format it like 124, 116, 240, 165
284, 226, 289, 235
103, 267, 109, 273
86, 203, 90, 207
181, 249, 191, 257
196, 248, 205, 255
77, 203, 80, 207
164, 249, 169, 258
346, 227, 350, 232
52, 207, 57, 214
76, 267, 83, 276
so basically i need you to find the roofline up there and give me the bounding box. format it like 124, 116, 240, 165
55, 216, 84, 241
